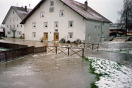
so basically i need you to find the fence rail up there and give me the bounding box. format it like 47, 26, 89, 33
0, 42, 28, 49
47, 46, 84, 58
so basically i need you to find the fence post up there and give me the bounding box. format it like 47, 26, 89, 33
68, 47, 70, 56
82, 48, 84, 57
56, 47, 57, 54
45, 46, 47, 52
92, 44, 94, 50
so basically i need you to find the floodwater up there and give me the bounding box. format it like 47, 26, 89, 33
85, 42, 132, 68
0, 53, 95, 88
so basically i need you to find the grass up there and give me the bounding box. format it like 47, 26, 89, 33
83, 57, 107, 88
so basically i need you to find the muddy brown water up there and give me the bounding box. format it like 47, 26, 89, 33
0, 53, 95, 88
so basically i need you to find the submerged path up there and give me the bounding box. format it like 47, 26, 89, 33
0, 52, 95, 88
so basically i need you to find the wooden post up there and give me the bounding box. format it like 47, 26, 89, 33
84, 43, 85, 48
68, 47, 70, 56
56, 47, 57, 54
45, 46, 47, 52
82, 48, 84, 57
92, 44, 94, 50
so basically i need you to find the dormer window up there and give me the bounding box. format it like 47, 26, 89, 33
40, 12, 44, 18
60, 10, 64, 17
50, 1, 54, 6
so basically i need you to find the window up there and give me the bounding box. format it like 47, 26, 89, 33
40, 12, 44, 18
21, 24, 23, 27
59, 10, 64, 16
54, 21, 58, 28
10, 25, 11, 28
17, 25, 19, 28
68, 32, 73, 38
32, 32, 36, 38
98, 26, 100, 29
13, 18, 15, 22
7, 31, 11, 35
50, 1, 54, 6
49, 7, 54, 12
10, 18, 11, 22
68, 21, 73, 27
44, 22, 48, 28
55, 29, 58, 32
95, 25, 97, 29
17, 31, 21, 35
7, 25, 8, 28
13, 11, 14, 14
32, 22, 36, 29
88, 34, 91, 39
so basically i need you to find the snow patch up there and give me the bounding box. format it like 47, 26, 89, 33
87, 57, 132, 88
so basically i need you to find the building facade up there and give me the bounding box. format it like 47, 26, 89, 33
21, 0, 111, 43
2, 6, 31, 38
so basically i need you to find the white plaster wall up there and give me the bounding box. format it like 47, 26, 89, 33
24, 0, 86, 42
4, 9, 24, 38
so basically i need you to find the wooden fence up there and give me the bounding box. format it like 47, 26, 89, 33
0, 42, 47, 62
47, 46, 84, 57
0, 42, 28, 49
0, 46, 34, 62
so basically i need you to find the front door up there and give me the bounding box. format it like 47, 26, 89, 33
44, 33, 48, 41
54, 33, 59, 41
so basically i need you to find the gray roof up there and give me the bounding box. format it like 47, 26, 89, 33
61, 0, 111, 23
2, 6, 32, 24
21, 0, 111, 24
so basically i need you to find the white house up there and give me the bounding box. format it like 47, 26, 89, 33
21, 0, 111, 43
2, 6, 31, 38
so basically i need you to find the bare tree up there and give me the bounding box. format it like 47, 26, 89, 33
120, 0, 132, 32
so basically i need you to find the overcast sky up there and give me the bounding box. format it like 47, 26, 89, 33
0, 0, 123, 24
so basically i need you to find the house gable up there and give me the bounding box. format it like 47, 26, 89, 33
21, 0, 111, 24
23, 0, 86, 41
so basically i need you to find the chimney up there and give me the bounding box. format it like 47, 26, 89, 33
84, 0, 88, 10
25, 6, 27, 12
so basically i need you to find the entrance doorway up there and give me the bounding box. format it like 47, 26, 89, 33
54, 33, 59, 41
44, 33, 48, 41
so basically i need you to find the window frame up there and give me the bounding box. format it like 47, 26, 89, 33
68, 32, 73, 38
49, 7, 54, 12
59, 10, 64, 17
68, 21, 74, 28
54, 21, 59, 28
50, 1, 54, 6
40, 12, 44, 18
32, 22, 36, 29
44, 22, 48, 28
32, 32, 36, 38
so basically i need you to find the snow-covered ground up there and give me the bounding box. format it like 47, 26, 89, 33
87, 57, 132, 88
99, 48, 132, 54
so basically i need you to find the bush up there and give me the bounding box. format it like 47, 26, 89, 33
59, 38, 66, 43
75, 39, 81, 44
67, 40, 70, 43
